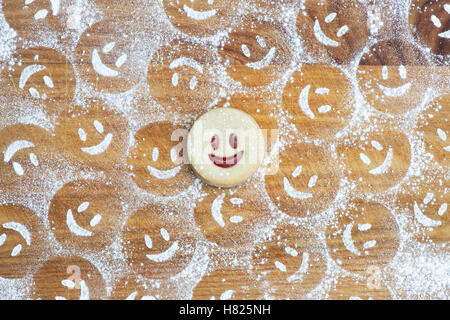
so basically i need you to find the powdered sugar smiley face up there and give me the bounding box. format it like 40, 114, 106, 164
187, 108, 266, 188
410, 0, 450, 56
75, 20, 143, 93
0, 125, 50, 177
0, 205, 44, 279
357, 39, 430, 114
148, 39, 219, 116
0, 124, 54, 197
417, 95, 449, 169
33, 256, 106, 300
296, 0, 369, 64
163, 0, 237, 36
122, 204, 196, 279
326, 200, 400, 275
265, 142, 340, 218
48, 180, 124, 252
5, 47, 76, 110
76, 120, 112, 156
2, 0, 66, 39
252, 224, 326, 299
282, 66, 353, 139
127, 122, 195, 196
192, 267, 262, 300
194, 184, 270, 248
337, 128, 411, 193
218, 20, 292, 87
397, 175, 449, 244
55, 101, 128, 167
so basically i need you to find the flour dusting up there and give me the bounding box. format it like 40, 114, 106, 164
0, 0, 448, 300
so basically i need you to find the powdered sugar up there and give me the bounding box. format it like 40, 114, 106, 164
0, 0, 447, 300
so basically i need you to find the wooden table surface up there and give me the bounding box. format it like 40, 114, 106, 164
0, 0, 448, 300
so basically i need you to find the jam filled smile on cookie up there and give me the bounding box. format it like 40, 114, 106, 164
187, 108, 265, 188
208, 133, 244, 169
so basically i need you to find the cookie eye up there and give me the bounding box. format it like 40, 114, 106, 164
211, 134, 219, 150
229, 133, 238, 149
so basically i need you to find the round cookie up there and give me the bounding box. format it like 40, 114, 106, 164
187, 108, 265, 188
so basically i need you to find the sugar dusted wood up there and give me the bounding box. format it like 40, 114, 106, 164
0, 0, 448, 301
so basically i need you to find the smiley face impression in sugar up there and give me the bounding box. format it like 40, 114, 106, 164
187, 108, 265, 188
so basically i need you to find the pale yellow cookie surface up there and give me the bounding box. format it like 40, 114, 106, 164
187, 108, 265, 188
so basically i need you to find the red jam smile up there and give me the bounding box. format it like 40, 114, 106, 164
209, 133, 243, 168
209, 151, 244, 169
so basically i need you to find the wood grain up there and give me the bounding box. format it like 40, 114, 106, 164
409, 0, 450, 57
0, 0, 448, 301
296, 0, 370, 64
